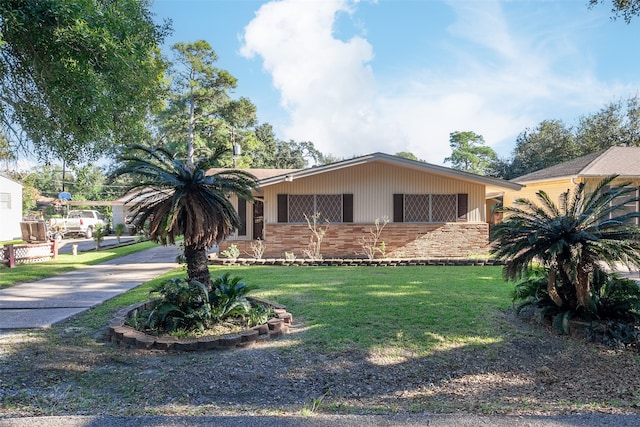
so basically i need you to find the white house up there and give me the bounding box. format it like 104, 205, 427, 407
0, 175, 23, 241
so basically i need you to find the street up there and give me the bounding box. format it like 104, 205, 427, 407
56, 235, 137, 254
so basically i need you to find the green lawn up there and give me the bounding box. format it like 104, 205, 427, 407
80, 264, 512, 356
0, 240, 158, 289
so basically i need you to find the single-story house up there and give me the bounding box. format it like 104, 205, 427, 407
217, 152, 522, 259
503, 147, 640, 220
0, 175, 23, 241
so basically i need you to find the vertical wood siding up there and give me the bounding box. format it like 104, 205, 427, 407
260, 162, 486, 223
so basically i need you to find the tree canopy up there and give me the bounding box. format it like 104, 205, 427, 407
499, 95, 640, 179
251, 123, 324, 168
444, 131, 498, 175
156, 40, 257, 168
0, 0, 169, 164
590, 0, 640, 22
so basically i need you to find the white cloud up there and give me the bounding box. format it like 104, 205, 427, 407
241, 0, 640, 165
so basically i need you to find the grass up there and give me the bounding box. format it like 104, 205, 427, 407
4, 263, 640, 416
78, 264, 512, 355
0, 240, 159, 289
222, 265, 512, 355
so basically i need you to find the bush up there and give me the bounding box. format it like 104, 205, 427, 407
513, 265, 640, 336
129, 274, 269, 335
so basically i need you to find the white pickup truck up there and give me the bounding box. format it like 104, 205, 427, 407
49, 210, 110, 239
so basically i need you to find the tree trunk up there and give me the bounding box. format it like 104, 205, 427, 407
547, 268, 564, 307
576, 262, 592, 309
184, 245, 211, 289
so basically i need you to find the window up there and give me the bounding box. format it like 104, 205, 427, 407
607, 186, 639, 225
394, 193, 468, 223
278, 194, 353, 223
0, 193, 11, 210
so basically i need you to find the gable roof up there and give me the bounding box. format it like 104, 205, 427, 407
0, 174, 23, 188
513, 146, 640, 183
258, 152, 522, 191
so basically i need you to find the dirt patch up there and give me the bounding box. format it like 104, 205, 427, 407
1, 311, 640, 417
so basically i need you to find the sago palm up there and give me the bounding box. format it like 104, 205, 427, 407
492, 175, 640, 311
111, 144, 258, 287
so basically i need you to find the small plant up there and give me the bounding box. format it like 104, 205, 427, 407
146, 278, 212, 333
221, 244, 240, 260
284, 252, 296, 261
210, 273, 257, 322
359, 216, 389, 260
247, 239, 266, 259
114, 223, 126, 244
247, 304, 273, 327
302, 212, 329, 260
92, 224, 106, 250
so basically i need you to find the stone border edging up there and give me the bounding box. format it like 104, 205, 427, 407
210, 258, 504, 267
107, 297, 292, 351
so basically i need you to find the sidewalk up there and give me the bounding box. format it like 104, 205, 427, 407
0, 245, 180, 329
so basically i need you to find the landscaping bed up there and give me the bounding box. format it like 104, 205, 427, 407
107, 298, 293, 351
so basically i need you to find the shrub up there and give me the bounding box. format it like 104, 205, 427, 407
114, 223, 126, 244
493, 175, 640, 313
130, 274, 268, 335
221, 244, 240, 260
92, 224, 106, 250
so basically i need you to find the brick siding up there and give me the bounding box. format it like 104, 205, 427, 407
220, 222, 489, 259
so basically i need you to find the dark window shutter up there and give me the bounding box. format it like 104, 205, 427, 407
457, 193, 468, 222
393, 194, 404, 222
343, 194, 353, 223
237, 199, 247, 235
277, 194, 288, 223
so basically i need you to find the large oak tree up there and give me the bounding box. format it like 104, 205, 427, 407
0, 0, 168, 164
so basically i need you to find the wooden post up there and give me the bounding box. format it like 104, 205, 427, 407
51, 239, 59, 260
7, 244, 15, 269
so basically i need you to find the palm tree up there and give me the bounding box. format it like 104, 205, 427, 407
492, 175, 640, 311
111, 144, 258, 287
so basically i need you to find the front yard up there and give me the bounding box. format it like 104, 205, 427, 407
1, 265, 640, 416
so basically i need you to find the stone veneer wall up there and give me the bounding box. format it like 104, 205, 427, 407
219, 222, 489, 259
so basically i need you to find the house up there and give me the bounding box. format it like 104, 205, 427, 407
218, 152, 522, 259
0, 175, 23, 241
503, 147, 640, 218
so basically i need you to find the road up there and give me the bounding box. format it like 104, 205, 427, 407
56, 235, 137, 254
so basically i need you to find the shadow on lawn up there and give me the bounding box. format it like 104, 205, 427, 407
2, 310, 640, 417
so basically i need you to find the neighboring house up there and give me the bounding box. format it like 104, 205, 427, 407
504, 147, 640, 220
0, 175, 23, 241
218, 152, 521, 259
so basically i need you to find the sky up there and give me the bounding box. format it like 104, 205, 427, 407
151, 0, 640, 166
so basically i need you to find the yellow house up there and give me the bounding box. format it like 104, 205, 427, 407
504, 146, 640, 213
217, 152, 521, 259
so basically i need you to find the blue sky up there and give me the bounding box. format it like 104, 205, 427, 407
151, 0, 640, 165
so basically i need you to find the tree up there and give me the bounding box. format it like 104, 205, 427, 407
508, 120, 578, 178
30, 165, 65, 198
111, 145, 258, 286
498, 96, 640, 179
0, 0, 168, 164
70, 165, 107, 201
577, 96, 640, 153
157, 40, 257, 168
251, 123, 324, 168
395, 152, 419, 161
0, 133, 15, 174
492, 176, 640, 312
444, 131, 498, 175
589, 0, 640, 22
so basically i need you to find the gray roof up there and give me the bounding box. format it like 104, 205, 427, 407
513, 146, 640, 183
